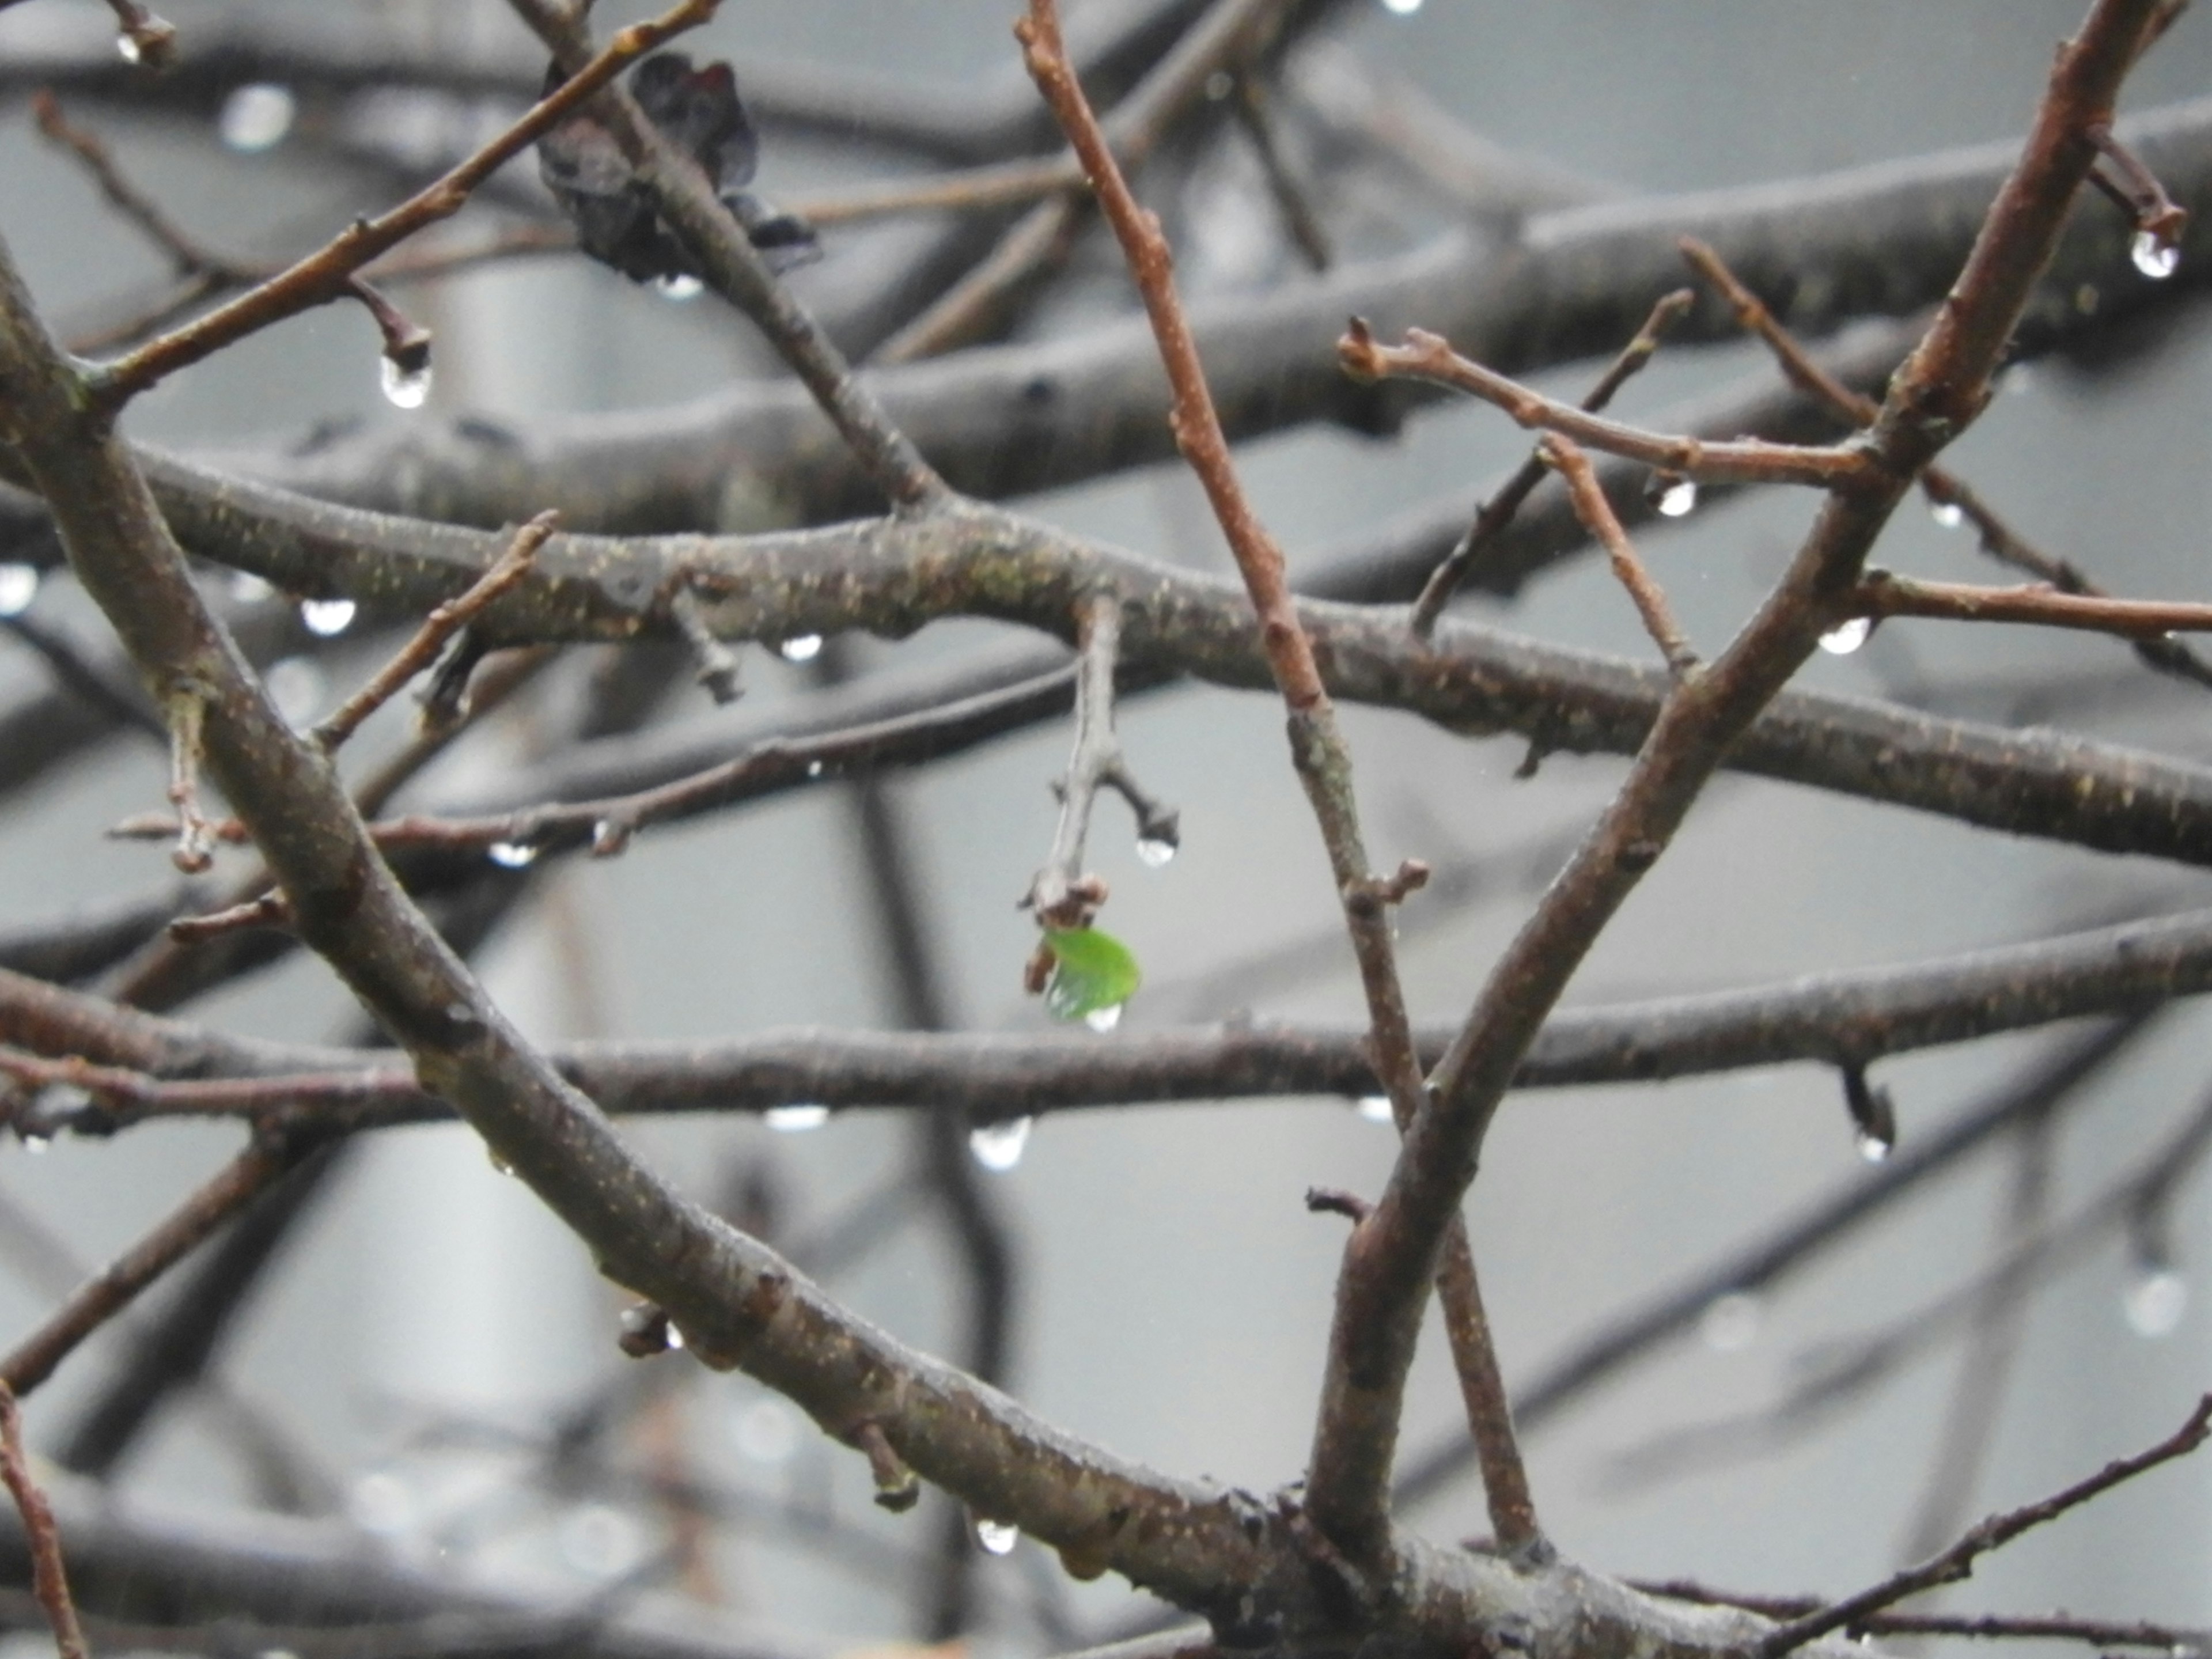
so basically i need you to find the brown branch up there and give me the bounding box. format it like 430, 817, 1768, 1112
88, 0, 720, 406
101, 0, 175, 69
164, 891, 289, 946
310, 511, 556, 752
1230, 70, 1332, 272
1411, 289, 1691, 635
1849, 570, 2212, 638
1018, 0, 1541, 1565
1755, 1393, 2212, 1657
1539, 434, 1698, 676
1339, 319, 1874, 493
1328, 0, 2168, 1576
0, 1382, 89, 1659
1677, 232, 2212, 690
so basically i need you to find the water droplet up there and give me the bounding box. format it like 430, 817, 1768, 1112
732, 1397, 800, 1464
1085, 1003, 1123, 1033
1656, 478, 1698, 518
349, 1472, 415, 1536
1699, 1290, 1762, 1352
300, 597, 356, 637
20, 1135, 49, 1156
969, 1116, 1033, 1173
219, 83, 296, 153
589, 819, 631, 858
228, 570, 275, 604
1355, 1094, 1395, 1124
264, 656, 327, 726
380, 354, 432, 409
1854, 1126, 1894, 1164
1135, 836, 1176, 868
777, 634, 823, 662
1819, 616, 1872, 656
2125, 1267, 2188, 1338
653, 272, 704, 301
262, 1647, 301, 1659
765, 1103, 830, 1133
487, 841, 537, 869
2131, 228, 2181, 281
805, 759, 824, 778
974, 1517, 1019, 1555
0, 565, 38, 618
1929, 502, 1965, 531
665, 1323, 685, 1350
1380, 0, 1422, 14
559, 1504, 646, 1577
116, 31, 143, 63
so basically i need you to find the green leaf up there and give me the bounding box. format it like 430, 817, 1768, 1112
1041, 927, 1141, 1022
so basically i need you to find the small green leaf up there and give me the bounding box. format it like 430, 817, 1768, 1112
1041, 927, 1141, 1022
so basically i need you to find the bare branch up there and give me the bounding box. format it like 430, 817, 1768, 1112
0, 1382, 89, 1659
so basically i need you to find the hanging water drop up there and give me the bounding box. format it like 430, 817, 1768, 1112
969, 1116, 1033, 1172
487, 841, 538, 869
805, 760, 824, 778
1135, 836, 1176, 868
0, 565, 38, 619
116, 31, 143, 63
765, 1103, 830, 1133
1380, 0, 1422, 14
1854, 1126, 1894, 1164
653, 272, 704, 301
1819, 616, 1872, 656
974, 1517, 1019, 1555
1929, 501, 1965, 531
19, 1134, 49, 1156
219, 83, 296, 153
2125, 1266, 2188, 1338
665, 1323, 685, 1350
1699, 1290, 1762, 1352
229, 570, 275, 604
1656, 478, 1698, 518
300, 597, 356, 637
778, 634, 823, 663
1355, 1094, 1395, 1124
2131, 229, 2181, 281
380, 354, 432, 409
1085, 1003, 1123, 1033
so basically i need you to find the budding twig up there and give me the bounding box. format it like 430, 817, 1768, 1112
1539, 434, 1698, 677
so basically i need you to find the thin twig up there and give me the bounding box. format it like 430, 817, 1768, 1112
1340, 320, 1873, 493
312, 512, 556, 752
1635, 1582, 2207, 1649
0, 1381, 90, 1659
1849, 571, 2212, 638
1539, 434, 1698, 675
1411, 289, 1691, 635
1677, 233, 2212, 691
1755, 1393, 2212, 1657
0, 1129, 315, 1397
1230, 70, 1332, 272
89, 0, 720, 405
31, 93, 249, 283
1024, 594, 1175, 929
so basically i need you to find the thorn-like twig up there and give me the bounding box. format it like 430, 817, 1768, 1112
850, 1419, 921, 1513
1305, 1187, 1372, 1224
103, 0, 176, 69
1539, 434, 1699, 677
667, 585, 744, 705
162, 688, 216, 874
2086, 121, 2189, 256
1755, 1393, 2212, 1657
165, 891, 290, 946
0, 1381, 90, 1659
313, 512, 557, 752
1411, 289, 1692, 635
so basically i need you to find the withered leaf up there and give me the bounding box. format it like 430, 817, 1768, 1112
537, 51, 820, 285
